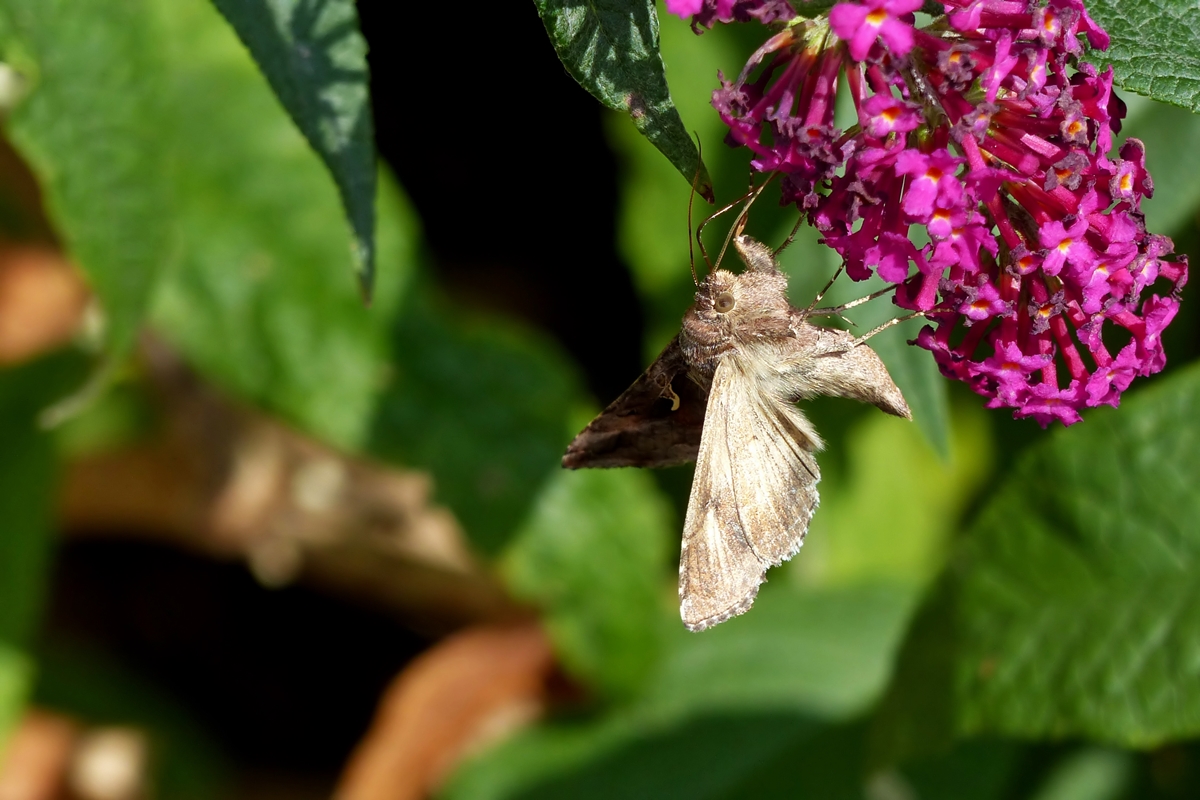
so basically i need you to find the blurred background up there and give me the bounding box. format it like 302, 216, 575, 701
2, 1, 1200, 798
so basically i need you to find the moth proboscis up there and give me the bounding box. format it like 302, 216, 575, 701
563, 233, 911, 632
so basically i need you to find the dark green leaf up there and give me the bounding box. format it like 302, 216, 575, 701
369, 294, 580, 556
0, 0, 171, 365
147, 0, 582, 557
868, 581, 959, 769
441, 713, 835, 800
443, 573, 922, 796
0, 354, 80, 745
956, 361, 1200, 746
534, 0, 712, 200
150, 0, 414, 450
208, 0, 377, 296
503, 465, 674, 697
1088, 0, 1200, 112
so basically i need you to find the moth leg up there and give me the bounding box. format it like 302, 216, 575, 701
849, 310, 927, 346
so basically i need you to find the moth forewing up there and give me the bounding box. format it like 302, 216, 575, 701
679, 348, 823, 631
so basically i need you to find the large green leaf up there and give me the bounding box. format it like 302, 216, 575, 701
149, 0, 412, 450
956, 361, 1200, 746
369, 295, 580, 557
1088, 0, 1200, 112
208, 0, 377, 296
0, 0, 171, 368
534, 0, 711, 200
442, 579, 918, 799
443, 716, 871, 800
503, 464, 674, 697
0, 355, 79, 750
146, 0, 582, 557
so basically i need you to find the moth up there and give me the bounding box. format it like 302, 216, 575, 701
563, 233, 911, 632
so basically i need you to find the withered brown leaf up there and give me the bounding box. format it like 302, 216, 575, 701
564, 234, 911, 631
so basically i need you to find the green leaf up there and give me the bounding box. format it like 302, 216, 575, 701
443, 576, 920, 797
0, 355, 79, 748
208, 0, 377, 297
441, 713, 840, 800
644, 581, 920, 722
1088, 0, 1200, 112
503, 465, 674, 697
956, 361, 1200, 746
0, 645, 32, 755
146, 0, 582, 557
534, 0, 712, 200
0, 0, 171, 365
369, 296, 580, 557
150, 0, 415, 450
1118, 94, 1200, 237
796, 402, 991, 591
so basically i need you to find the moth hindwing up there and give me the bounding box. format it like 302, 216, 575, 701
564, 234, 911, 631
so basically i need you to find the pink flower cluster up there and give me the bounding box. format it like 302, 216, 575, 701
666, 0, 1188, 426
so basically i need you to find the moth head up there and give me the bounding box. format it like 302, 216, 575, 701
695, 270, 739, 318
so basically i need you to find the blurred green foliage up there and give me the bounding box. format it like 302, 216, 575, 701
0, 0, 1198, 797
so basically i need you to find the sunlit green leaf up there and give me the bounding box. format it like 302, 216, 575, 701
1089, 0, 1200, 112
0, 0, 171, 365
957, 361, 1200, 746
503, 464, 674, 697
149, 0, 414, 450
208, 0, 377, 296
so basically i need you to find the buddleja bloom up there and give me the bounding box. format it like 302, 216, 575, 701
666, 0, 1188, 426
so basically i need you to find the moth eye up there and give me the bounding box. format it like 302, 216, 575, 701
714, 291, 736, 313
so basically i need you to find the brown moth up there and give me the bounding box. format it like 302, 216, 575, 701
563, 234, 911, 632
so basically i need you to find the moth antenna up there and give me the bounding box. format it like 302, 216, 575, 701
686, 135, 706, 287
697, 187, 756, 273
713, 173, 777, 271
850, 310, 928, 346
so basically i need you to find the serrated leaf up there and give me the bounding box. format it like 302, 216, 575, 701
0, 0, 171, 366
534, 0, 712, 200
208, 0, 377, 296
503, 465, 674, 697
1088, 0, 1200, 112
956, 361, 1200, 746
